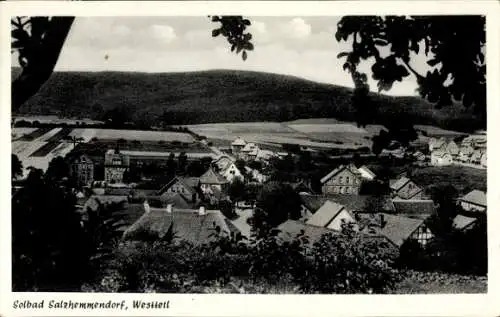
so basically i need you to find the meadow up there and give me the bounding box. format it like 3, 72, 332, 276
69, 128, 195, 143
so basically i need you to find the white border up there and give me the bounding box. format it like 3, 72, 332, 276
1, 1, 500, 317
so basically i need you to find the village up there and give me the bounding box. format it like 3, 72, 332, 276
11, 123, 487, 259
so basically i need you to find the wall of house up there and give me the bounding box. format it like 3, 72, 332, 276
410, 225, 434, 246
72, 162, 94, 186
460, 202, 486, 212
105, 166, 126, 183
326, 209, 357, 231
322, 169, 361, 195
431, 155, 452, 166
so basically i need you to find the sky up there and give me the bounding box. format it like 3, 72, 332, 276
13, 16, 433, 96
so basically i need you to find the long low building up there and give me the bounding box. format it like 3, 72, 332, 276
118, 150, 217, 161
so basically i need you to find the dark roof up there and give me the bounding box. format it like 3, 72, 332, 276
123, 208, 230, 244
369, 213, 427, 247
200, 168, 228, 185
320, 164, 361, 184
325, 194, 394, 213
276, 220, 398, 256
149, 192, 192, 209
390, 176, 411, 191
104, 188, 158, 196
157, 176, 200, 195
392, 199, 435, 219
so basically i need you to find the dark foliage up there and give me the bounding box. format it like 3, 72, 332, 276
12, 154, 23, 180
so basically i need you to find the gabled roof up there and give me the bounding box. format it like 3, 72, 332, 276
306, 200, 346, 227
452, 214, 477, 230
157, 176, 199, 195
374, 213, 428, 247
431, 150, 451, 158
459, 190, 487, 207
390, 176, 411, 191
392, 199, 435, 219
277, 220, 341, 245
232, 137, 246, 146
71, 154, 94, 164
357, 165, 376, 180
327, 194, 395, 213
241, 143, 258, 152
123, 208, 230, 244
471, 150, 483, 160
320, 164, 361, 184
154, 192, 191, 209
200, 168, 229, 185
446, 141, 459, 154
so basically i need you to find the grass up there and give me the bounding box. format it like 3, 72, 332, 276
394, 270, 487, 294
69, 128, 195, 143
17, 127, 53, 141
411, 165, 487, 194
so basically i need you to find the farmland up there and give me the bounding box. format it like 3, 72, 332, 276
186, 121, 391, 150
69, 128, 195, 143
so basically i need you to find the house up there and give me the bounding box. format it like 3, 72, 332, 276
299, 194, 329, 220
458, 145, 474, 162
389, 176, 424, 200
306, 200, 357, 231
104, 148, 130, 184
199, 167, 230, 202
470, 150, 482, 165
458, 190, 487, 213
446, 141, 460, 158
244, 166, 269, 183
357, 165, 376, 180
70, 154, 94, 187
430, 150, 453, 166
328, 194, 395, 214
213, 156, 244, 182
122, 206, 232, 245
428, 137, 447, 152
361, 213, 434, 247
320, 164, 363, 195
231, 137, 246, 155
157, 176, 201, 203
256, 149, 275, 162
240, 143, 260, 160
391, 199, 436, 220
480, 152, 487, 167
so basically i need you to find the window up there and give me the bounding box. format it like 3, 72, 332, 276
345, 187, 350, 194
340, 187, 344, 194
181, 187, 185, 193
339, 176, 343, 184
346, 176, 350, 184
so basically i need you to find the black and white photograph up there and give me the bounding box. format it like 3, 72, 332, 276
3, 1, 499, 316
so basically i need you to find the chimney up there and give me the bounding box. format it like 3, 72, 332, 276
143, 200, 150, 213
198, 206, 206, 216
379, 214, 386, 228
166, 203, 172, 213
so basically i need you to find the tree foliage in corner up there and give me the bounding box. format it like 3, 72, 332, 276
335, 15, 486, 120
210, 16, 254, 61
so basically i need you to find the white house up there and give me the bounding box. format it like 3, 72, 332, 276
306, 200, 357, 231
481, 152, 487, 167
458, 190, 487, 213
430, 150, 453, 166
213, 156, 244, 182
231, 137, 247, 155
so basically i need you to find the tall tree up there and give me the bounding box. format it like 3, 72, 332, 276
335, 15, 486, 122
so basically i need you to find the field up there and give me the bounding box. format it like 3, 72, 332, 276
14, 115, 104, 125
69, 128, 195, 143
414, 125, 467, 138
187, 121, 392, 150
411, 165, 487, 194
11, 128, 38, 140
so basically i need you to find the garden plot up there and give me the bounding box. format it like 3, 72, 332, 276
36, 128, 63, 142
69, 129, 195, 143
12, 141, 47, 158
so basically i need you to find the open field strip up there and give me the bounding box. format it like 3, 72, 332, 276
69, 128, 195, 143
12, 141, 47, 158
119, 150, 217, 159
11, 128, 38, 139
36, 127, 63, 142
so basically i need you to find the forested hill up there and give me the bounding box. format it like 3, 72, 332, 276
11, 68, 483, 132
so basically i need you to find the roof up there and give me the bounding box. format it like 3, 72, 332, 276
459, 190, 487, 207
320, 164, 361, 184
241, 143, 258, 152
392, 199, 435, 219
155, 192, 191, 209
232, 137, 246, 146
358, 165, 376, 179
71, 154, 94, 164
306, 200, 346, 227
200, 168, 229, 185
327, 194, 395, 213
452, 214, 477, 230
277, 220, 340, 245
374, 213, 427, 247
390, 176, 411, 191
276, 220, 398, 257
471, 150, 482, 160
299, 194, 329, 213
446, 141, 460, 154
431, 150, 451, 158
157, 176, 198, 195
122, 208, 230, 244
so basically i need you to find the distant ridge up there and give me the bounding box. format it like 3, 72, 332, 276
11, 68, 483, 132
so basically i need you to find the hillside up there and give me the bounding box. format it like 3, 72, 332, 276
11, 68, 483, 132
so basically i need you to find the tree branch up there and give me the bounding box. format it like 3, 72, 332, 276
12, 17, 75, 111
